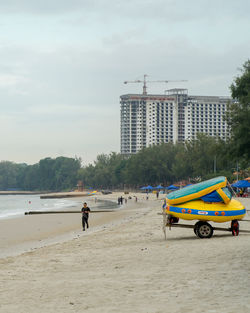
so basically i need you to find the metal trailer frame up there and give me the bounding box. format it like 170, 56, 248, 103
161, 207, 250, 240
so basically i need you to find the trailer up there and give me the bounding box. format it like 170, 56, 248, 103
161, 209, 250, 240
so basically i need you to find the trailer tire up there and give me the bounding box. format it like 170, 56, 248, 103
194, 222, 198, 236
194, 221, 204, 236
170, 216, 179, 224
231, 220, 239, 236
196, 222, 213, 239
167, 215, 179, 224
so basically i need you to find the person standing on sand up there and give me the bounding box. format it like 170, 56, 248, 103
81, 202, 91, 231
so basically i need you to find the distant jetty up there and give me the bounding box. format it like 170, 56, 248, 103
40, 191, 98, 199
0, 191, 43, 195
0, 190, 97, 199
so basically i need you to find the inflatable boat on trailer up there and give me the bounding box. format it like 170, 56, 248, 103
163, 176, 248, 239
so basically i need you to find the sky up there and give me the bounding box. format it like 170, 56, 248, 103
0, 0, 249, 165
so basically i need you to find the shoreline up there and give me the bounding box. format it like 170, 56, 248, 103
0, 192, 161, 259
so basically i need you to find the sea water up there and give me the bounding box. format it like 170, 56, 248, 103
0, 195, 80, 220
0, 195, 119, 220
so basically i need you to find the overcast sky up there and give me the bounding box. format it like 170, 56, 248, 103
0, 0, 249, 165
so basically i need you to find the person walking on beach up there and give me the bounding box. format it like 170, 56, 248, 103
81, 202, 91, 231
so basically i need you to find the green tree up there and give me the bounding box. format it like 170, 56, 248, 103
78, 153, 128, 189
21, 164, 40, 190
53, 157, 81, 190
0, 161, 20, 190
124, 143, 186, 186
226, 60, 250, 158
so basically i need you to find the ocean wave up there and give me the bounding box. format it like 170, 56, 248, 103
0, 195, 79, 219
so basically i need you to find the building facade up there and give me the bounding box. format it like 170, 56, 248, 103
120, 89, 231, 155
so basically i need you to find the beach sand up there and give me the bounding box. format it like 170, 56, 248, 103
0, 193, 147, 258
0, 194, 249, 313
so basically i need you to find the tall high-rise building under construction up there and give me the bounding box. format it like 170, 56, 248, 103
120, 79, 231, 155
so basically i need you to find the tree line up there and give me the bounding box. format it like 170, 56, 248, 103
0, 133, 248, 191
0, 157, 81, 191
77, 134, 248, 189
0, 60, 249, 191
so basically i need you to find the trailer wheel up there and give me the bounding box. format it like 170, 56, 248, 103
231, 220, 239, 236
170, 216, 179, 224
194, 221, 204, 236
166, 215, 179, 225
196, 222, 213, 239
194, 222, 199, 236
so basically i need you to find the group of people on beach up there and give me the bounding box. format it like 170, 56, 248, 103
118, 195, 140, 205
117, 196, 124, 205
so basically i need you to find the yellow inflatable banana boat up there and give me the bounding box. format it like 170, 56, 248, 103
165, 198, 245, 223
166, 176, 231, 205
165, 177, 245, 223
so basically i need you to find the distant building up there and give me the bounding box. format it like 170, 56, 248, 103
120, 89, 231, 155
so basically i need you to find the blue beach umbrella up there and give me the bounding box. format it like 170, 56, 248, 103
145, 185, 153, 190
231, 180, 250, 188
155, 185, 164, 189
167, 185, 179, 190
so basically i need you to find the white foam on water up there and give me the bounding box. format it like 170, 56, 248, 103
0, 195, 79, 220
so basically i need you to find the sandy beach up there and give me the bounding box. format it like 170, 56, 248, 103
0, 193, 145, 258
0, 193, 249, 313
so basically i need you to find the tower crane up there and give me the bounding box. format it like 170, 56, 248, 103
124, 74, 187, 95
